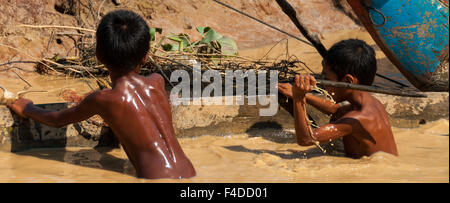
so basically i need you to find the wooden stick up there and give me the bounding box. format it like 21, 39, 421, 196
11, 69, 32, 87
0, 43, 61, 74
282, 77, 427, 98
275, 0, 328, 58
18, 24, 96, 33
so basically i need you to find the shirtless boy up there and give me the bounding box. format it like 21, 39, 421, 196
278, 39, 398, 158
7, 10, 196, 179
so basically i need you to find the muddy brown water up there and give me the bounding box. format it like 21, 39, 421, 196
0, 119, 448, 183
0, 29, 448, 182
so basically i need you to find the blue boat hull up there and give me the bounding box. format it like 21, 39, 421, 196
347, 0, 449, 91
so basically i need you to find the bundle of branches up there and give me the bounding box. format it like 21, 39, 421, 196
35, 43, 107, 77
145, 54, 310, 90
147, 27, 313, 90
33, 0, 107, 77
33, 24, 311, 90
14, 1, 309, 88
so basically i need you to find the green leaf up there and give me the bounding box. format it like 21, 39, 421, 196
196, 27, 208, 37
52, 54, 59, 61
168, 33, 193, 52
217, 37, 238, 56
162, 43, 179, 52
150, 27, 163, 42
197, 27, 223, 44
159, 27, 238, 55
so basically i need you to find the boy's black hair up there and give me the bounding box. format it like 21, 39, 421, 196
325, 39, 377, 85
96, 10, 150, 71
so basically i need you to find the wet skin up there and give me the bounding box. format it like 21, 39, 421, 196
8, 70, 196, 179
278, 63, 398, 158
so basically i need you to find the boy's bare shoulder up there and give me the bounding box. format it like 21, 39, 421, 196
364, 94, 387, 115
145, 73, 165, 89
83, 89, 115, 104
148, 73, 164, 84
337, 95, 387, 125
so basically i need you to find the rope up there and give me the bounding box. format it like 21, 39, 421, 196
212, 0, 313, 47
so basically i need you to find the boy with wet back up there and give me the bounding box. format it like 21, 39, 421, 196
278, 39, 398, 158
7, 10, 196, 179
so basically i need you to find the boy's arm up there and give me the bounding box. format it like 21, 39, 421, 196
297, 119, 354, 146
292, 75, 353, 146
278, 83, 340, 115
7, 91, 102, 128
305, 94, 340, 115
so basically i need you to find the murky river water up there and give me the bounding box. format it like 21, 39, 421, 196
0, 119, 447, 183
0, 29, 448, 183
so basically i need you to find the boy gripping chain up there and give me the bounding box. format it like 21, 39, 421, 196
7, 10, 196, 179
278, 39, 398, 158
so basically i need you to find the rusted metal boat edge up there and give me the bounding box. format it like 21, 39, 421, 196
347, 0, 449, 92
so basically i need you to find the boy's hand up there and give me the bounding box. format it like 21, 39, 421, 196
293, 74, 316, 98
278, 83, 293, 98
6, 98, 33, 118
